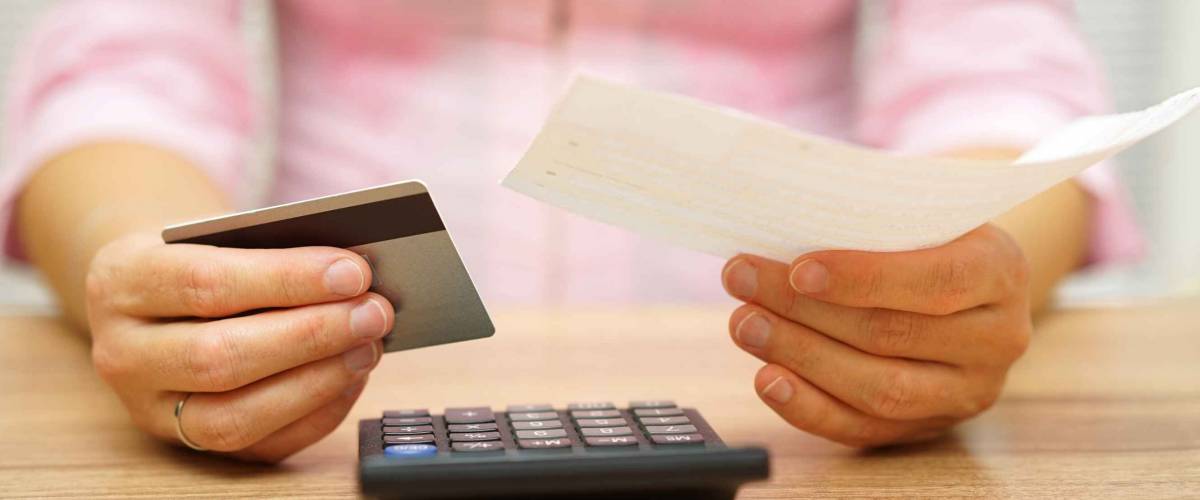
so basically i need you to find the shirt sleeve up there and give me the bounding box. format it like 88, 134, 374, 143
857, 0, 1144, 265
0, 0, 254, 261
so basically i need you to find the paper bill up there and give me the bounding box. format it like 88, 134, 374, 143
503, 76, 1200, 262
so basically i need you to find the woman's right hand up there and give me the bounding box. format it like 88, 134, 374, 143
86, 232, 393, 463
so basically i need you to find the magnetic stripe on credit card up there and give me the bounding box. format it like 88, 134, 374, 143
168, 193, 446, 249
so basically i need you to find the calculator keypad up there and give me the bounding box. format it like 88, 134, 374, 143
650, 433, 705, 444
640, 416, 690, 425
447, 423, 497, 432
645, 424, 699, 434
384, 434, 436, 444
383, 417, 432, 426
580, 426, 633, 437
517, 438, 572, 449
515, 429, 568, 439
444, 407, 495, 424
633, 407, 684, 417
568, 402, 616, 411
508, 411, 558, 421
382, 443, 438, 458
383, 409, 429, 418
571, 410, 621, 418
576, 418, 627, 428
512, 420, 563, 430
378, 400, 716, 458
383, 425, 434, 435
452, 441, 505, 452
585, 435, 639, 446
449, 432, 502, 442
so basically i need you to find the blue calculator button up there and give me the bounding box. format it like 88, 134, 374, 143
384, 444, 438, 458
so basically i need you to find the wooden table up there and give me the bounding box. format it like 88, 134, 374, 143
1, 301, 1198, 498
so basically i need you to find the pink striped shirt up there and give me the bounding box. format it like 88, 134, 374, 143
0, 0, 1142, 304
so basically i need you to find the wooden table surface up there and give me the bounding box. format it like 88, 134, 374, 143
1, 300, 1198, 499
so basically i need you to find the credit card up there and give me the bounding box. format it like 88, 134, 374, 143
162, 180, 494, 352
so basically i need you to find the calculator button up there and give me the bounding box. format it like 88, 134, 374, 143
383, 409, 430, 418
448, 423, 498, 432
570, 410, 621, 419
383, 443, 438, 458
383, 434, 435, 444
449, 432, 501, 442
580, 426, 634, 437
633, 408, 684, 417
644, 425, 699, 435
507, 404, 554, 413
452, 441, 505, 452
382, 425, 435, 435
650, 433, 705, 445
511, 420, 563, 430
576, 418, 627, 428
382, 417, 433, 426
518, 438, 573, 449
508, 411, 558, 421
637, 416, 690, 426
629, 400, 676, 409
515, 429, 568, 439
568, 402, 616, 411
444, 407, 494, 424
585, 436, 639, 447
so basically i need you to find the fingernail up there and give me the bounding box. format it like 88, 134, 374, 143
343, 343, 378, 373
350, 298, 388, 338
789, 259, 828, 294
325, 258, 366, 296
735, 312, 771, 348
723, 258, 758, 299
761, 376, 794, 404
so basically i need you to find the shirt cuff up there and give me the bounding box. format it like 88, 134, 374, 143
0, 82, 246, 261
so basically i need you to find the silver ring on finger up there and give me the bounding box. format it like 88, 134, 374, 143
174, 392, 207, 451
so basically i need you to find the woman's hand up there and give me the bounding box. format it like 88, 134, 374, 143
722, 224, 1032, 447
86, 232, 393, 463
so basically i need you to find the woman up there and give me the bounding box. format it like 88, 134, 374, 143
0, 0, 1139, 461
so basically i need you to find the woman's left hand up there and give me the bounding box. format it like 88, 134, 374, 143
721, 224, 1032, 447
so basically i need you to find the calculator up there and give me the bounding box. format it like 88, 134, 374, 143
358, 401, 770, 499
